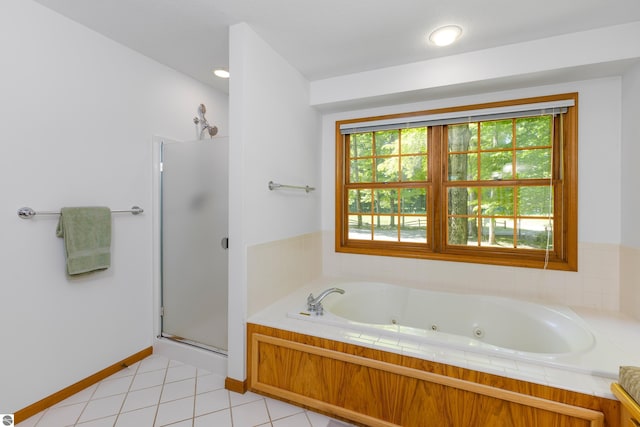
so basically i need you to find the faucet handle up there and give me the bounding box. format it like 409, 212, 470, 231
306, 293, 324, 315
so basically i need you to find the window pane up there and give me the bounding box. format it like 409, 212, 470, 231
350, 132, 373, 157
448, 153, 477, 181
480, 218, 514, 247
401, 155, 427, 181
401, 188, 426, 214
448, 123, 477, 151
373, 215, 398, 241
516, 116, 551, 148
348, 214, 372, 240
376, 157, 398, 182
401, 128, 427, 154
518, 186, 552, 216
480, 120, 512, 150
375, 130, 399, 156
480, 151, 512, 180
400, 215, 427, 243
375, 189, 398, 214
516, 148, 551, 179
481, 187, 514, 216
350, 159, 373, 183
516, 218, 553, 249
448, 187, 473, 217
348, 189, 371, 213
448, 217, 478, 246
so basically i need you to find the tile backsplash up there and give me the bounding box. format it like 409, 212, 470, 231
322, 231, 624, 312
248, 231, 635, 316
247, 232, 322, 316
620, 245, 640, 320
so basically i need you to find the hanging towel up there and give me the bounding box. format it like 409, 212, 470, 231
56, 207, 112, 275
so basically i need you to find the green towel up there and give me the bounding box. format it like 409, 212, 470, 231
56, 207, 112, 275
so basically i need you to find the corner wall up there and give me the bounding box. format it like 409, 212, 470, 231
228, 23, 321, 382
0, 0, 228, 412
620, 62, 640, 319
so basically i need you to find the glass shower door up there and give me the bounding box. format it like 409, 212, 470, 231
160, 138, 228, 353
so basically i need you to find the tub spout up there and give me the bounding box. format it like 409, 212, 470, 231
307, 287, 345, 315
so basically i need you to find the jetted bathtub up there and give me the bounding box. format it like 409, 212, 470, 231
289, 281, 595, 364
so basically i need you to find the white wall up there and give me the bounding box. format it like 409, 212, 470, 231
0, 0, 228, 412
228, 23, 320, 381
621, 63, 640, 248
620, 62, 640, 319
320, 77, 623, 310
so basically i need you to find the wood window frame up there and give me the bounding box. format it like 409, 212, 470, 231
335, 93, 578, 271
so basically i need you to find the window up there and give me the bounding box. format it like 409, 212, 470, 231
335, 94, 578, 270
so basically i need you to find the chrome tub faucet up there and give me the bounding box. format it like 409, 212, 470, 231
307, 287, 345, 315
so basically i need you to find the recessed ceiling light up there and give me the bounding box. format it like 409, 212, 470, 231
213, 68, 230, 79
428, 25, 463, 47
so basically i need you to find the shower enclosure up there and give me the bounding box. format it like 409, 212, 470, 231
159, 137, 228, 354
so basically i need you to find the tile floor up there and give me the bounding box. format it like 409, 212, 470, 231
19, 354, 354, 427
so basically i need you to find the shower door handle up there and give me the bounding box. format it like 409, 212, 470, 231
221, 237, 229, 250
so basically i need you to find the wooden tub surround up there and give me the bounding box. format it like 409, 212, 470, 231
248, 324, 619, 427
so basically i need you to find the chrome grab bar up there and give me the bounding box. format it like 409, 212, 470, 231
268, 181, 315, 193
17, 206, 144, 219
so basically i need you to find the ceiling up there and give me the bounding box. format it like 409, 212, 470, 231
33, 0, 640, 94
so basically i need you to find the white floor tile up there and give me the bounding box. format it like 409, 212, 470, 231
195, 373, 225, 394
137, 356, 170, 374
165, 365, 197, 383
265, 397, 304, 421
194, 409, 232, 427
154, 396, 194, 427
76, 415, 117, 426
272, 412, 312, 427
326, 421, 355, 427
194, 389, 229, 417
77, 394, 126, 423
36, 402, 85, 427
22, 355, 351, 427
229, 390, 264, 407
160, 378, 196, 403
196, 368, 211, 377
121, 385, 162, 413
230, 400, 270, 427
16, 412, 42, 427
130, 370, 167, 391
168, 359, 184, 368
92, 376, 133, 399
53, 384, 97, 408
107, 365, 139, 380
114, 406, 157, 427
305, 411, 334, 427
162, 420, 191, 427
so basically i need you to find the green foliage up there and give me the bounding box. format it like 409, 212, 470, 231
347, 116, 554, 247
401, 128, 427, 153
446, 116, 554, 247
480, 120, 512, 149
516, 116, 551, 148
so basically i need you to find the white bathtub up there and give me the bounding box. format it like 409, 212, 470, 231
248, 279, 640, 397
289, 282, 595, 365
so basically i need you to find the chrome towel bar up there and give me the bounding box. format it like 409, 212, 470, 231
17, 206, 144, 219
268, 181, 315, 193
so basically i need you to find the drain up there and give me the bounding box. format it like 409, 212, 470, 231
431, 324, 438, 331
472, 327, 484, 338
391, 319, 398, 325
